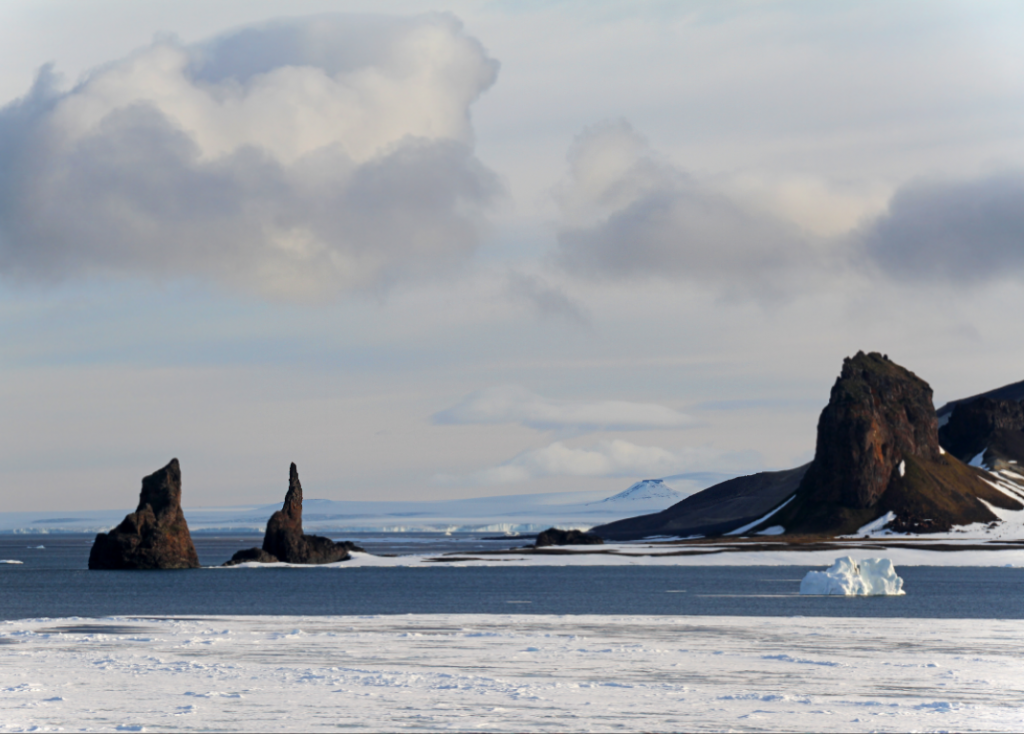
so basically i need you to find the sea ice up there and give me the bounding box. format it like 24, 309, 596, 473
800, 556, 905, 596
2, 614, 1022, 732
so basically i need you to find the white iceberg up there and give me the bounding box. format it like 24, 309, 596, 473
800, 556, 905, 596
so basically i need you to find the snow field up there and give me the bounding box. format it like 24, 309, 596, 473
2, 614, 1023, 732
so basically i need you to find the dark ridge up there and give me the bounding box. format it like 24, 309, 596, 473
939, 397, 1024, 462
592, 464, 808, 541
937, 378, 1024, 418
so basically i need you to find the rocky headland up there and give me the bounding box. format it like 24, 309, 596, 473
595, 352, 1023, 540
88, 459, 200, 570
225, 463, 365, 565
767, 351, 1021, 535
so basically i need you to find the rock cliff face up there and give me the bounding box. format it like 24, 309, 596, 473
225, 463, 357, 565
771, 352, 1021, 535
88, 459, 200, 570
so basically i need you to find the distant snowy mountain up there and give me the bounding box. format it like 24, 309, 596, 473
591, 479, 684, 505
0, 475, 717, 535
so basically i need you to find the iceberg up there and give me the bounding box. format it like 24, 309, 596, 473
799, 556, 905, 596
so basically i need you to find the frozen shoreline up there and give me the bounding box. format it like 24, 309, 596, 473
2, 613, 1022, 732
217, 543, 1024, 569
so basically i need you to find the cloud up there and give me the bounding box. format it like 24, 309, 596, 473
0, 14, 501, 298
433, 385, 694, 433
858, 171, 1024, 283
554, 121, 1024, 294
554, 120, 821, 295
441, 438, 760, 485
505, 271, 590, 325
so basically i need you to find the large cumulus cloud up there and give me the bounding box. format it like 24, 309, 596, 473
0, 14, 501, 297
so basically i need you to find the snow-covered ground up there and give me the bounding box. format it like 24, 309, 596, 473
2, 614, 1022, 732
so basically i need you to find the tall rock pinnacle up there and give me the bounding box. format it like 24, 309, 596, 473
249, 463, 355, 564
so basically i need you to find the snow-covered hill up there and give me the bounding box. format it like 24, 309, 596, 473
590, 479, 684, 505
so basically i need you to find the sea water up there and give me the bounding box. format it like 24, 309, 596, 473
2, 533, 1022, 621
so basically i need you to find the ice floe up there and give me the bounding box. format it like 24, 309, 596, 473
800, 557, 905, 596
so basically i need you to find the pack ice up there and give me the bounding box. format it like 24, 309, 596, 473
799, 556, 905, 596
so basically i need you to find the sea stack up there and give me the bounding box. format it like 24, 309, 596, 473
88, 459, 200, 570
225, 463, 355, 565
770, 351, 1021, 534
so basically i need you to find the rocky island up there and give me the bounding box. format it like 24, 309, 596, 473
88, 458, 200, 570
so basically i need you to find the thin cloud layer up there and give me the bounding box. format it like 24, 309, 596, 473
0, 14, 501, 297
433, 385, 694, 433
445, 438, 759, 485
555, 120, 817, 294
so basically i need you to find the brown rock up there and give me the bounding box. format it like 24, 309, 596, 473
88, 459, 200, 570
260, 463, 354, 564
808, 351, 941, 508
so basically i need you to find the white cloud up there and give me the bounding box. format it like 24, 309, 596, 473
0, 14, 501, 298
432, 385, 694, 432
443, 438, 757, 485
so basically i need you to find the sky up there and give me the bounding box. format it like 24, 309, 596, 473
2, 0, 1024, 512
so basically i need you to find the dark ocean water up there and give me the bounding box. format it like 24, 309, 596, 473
2, 533, 1022, 620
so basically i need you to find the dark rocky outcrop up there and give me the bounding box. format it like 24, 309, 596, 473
593, 465, 809, 541
939, 397, 1024, 466
223, 547, 279, 566
88, 459, 200, 570
535, 528, 604, 547
770, 352, 1021, 535
224, 463, 361, 566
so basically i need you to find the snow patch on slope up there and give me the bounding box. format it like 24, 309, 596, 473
726, 495, 795, 536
